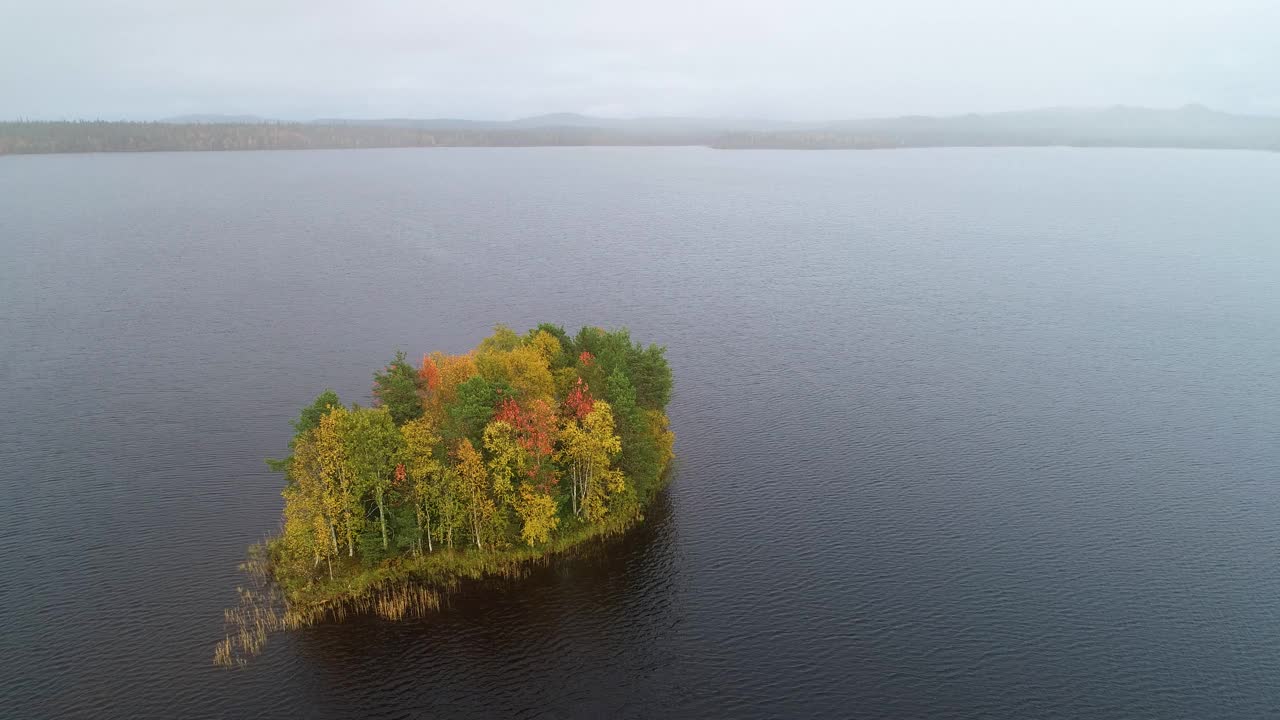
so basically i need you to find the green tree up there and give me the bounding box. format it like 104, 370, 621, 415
436, 465, 464, 550
604, 367, 662, 488
342, 406, 405, 552
628, 343, 672, 409
604, 368, 640, 432
266, 389, 342, 474
293, 389, 343, 437
447, 375, 511, 441
373, 351, 423, 425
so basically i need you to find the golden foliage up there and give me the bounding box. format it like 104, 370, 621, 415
526, 329, 562, 364
482, 420, 522, 507
515, 485, 560, 546
455, 439, 495, 550
422, 351, 477, 413
646, 409, 675, 470
559, 400, 623, 520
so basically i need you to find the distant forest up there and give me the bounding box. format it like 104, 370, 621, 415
4, 106, 1280, 154
714, 106, 1280, 151
0, 121, 710, 155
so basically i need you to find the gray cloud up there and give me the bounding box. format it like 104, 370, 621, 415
3, 0, 1278, 120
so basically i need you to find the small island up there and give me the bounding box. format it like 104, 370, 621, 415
215, 324, 673, 666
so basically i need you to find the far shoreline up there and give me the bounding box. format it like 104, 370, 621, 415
6, 106, 1279, 155
3, 142, 1278, 158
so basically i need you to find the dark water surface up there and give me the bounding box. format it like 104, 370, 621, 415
2, 147, 1279, 718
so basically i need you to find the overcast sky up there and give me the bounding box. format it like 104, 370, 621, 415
2, 0, 1277, 120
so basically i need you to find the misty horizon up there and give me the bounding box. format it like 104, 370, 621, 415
4, 0, 1277, 121
10, 102, 1280, 126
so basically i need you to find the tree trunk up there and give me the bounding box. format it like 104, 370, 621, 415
571, 466, 579, 516
414, 512, 423, 556
425, 511, 433, 552
575, 464, 586, 518
377, 489, 388, 550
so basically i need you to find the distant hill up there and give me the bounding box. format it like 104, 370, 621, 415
4, 106, 1278, 155
0, 120, 714, 155
312, 117, 502, 130
159, 114, 273, 124
310, 113, 799, 136
715, 105, 1280, 150
503, 113, 800, 134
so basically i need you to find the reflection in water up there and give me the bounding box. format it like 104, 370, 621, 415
288, 491, 682, 718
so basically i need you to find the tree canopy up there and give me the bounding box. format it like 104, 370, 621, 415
270, 324, 675, 588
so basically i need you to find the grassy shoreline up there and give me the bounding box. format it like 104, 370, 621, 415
215, 467, 669, 667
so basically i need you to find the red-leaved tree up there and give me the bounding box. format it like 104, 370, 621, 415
563, 378, 595, 421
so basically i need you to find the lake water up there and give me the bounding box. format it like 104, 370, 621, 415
2, 146, 1279, 718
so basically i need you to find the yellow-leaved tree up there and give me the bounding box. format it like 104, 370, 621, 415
516, 485, 559, 546
646, 409, 675, 471
400, 416, 442, 554
282, 431, 337, 578
484, 417, 561, 546
559, 400, 624, 521
482, 420, 522, 509
455, 439, 495, 550
316, 406, 361, 557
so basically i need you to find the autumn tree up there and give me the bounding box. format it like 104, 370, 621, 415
485, 396, 562, 545
483, 419, 523, 510
559, 400, 623, 520
423, 352, 477, 407
477, 324, 521, 354
494, 397, 558, 480
563, 377, 594, 421
400, 416, 443, 553
316, 406, 360, 557
281, 430, 338, 578
476, 343, 556, 400
515, 485, 559, 546
526, 328, 566, 367
646, 410, 675, 474
436, 465, 464, 549
529, 323, 572, 360
454, 439, 495, 550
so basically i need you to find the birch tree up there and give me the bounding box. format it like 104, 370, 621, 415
558, 400, 622, 521
342, 406, 403, 552
401, 416, 443, 554
455, 439, 495, 550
